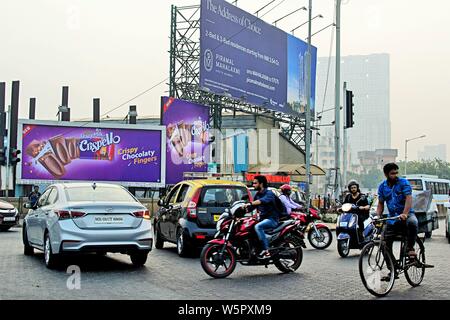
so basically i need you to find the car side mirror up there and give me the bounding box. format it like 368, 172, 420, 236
157, 199, 165, 207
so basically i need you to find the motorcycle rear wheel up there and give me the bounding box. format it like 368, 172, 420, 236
274, 238, 303, 273
200, 243, 237, 279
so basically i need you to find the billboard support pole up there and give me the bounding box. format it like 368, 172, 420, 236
5, 106, 11, 200
305, 0, 312, 210
334, 0, 342, 200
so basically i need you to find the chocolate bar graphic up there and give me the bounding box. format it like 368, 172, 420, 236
38, 151, 66, 179
65, 138, 80, 159
25, 140, 46, 158
49, 135, 71, 165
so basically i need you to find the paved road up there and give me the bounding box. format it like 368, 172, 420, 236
0, 221, 449, 300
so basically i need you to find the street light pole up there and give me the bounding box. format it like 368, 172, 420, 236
404, 135, 426, 176
334, 0, 342, 200
305, 0, 312, 211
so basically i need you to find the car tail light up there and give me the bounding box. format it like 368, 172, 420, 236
70, 211, 87, 219
55, 210, 85, 220
133, 210, 151, 220
187, 188, 202, 219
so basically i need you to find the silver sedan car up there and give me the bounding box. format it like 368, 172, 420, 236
23, 182, 153, 268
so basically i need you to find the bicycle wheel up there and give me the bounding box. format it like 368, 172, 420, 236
405, 237, 426, 287
359, 242, 396, 297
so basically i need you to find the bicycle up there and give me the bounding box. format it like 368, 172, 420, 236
358, 216, 434, 297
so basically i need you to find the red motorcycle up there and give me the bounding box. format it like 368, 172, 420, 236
289, 207, 333, 250
200, 201, 306, 279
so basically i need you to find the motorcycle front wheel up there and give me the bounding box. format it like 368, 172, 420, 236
200, 243, 237, 279
337, 239, 350, 258
274, 238, 303, 273
308, 226, 333, 250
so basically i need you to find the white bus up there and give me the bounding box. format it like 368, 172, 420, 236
404, 174, 450, 214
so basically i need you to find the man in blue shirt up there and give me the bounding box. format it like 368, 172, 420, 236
377, 163, 419, 258
245, 175, 280, 258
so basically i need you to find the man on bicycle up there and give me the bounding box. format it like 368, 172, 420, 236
376, 163, 419, 258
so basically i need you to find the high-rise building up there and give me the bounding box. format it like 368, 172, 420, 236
418, 144, 447, 161
315, 53, 391, 165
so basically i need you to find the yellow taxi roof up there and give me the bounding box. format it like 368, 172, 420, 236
186, 179, 247, 187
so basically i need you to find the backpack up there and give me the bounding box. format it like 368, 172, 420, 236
274, 194, 289, 217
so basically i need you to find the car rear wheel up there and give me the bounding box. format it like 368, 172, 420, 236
177, 228, 192, 257
0, 226, 11, 232
44, 233, 60, 269
130, 252, 148, 266
23, 224, 34, 256
154, 223, 164, 249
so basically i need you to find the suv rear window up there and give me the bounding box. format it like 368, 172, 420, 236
65, 186, 137, 202
199, 187, 247, 207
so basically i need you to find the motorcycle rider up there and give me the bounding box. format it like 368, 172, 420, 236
343, 180, 370, 239
245, 175, 280, 258
279, 184, 303, 215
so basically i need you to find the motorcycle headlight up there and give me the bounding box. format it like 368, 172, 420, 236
348, 215, 357, 228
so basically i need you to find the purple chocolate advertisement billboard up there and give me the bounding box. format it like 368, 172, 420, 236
17, 120, 166, 187
161, 97, 210, 185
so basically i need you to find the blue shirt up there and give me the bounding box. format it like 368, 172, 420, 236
378, 178, 415, 224
254, 189, 280, 221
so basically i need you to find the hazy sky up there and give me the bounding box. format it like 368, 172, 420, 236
1, 0, 449, 161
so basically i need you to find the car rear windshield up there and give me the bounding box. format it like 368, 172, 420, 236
65, 186, 137, 202
199, 187, 247, 207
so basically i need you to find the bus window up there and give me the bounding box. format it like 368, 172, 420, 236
407, 179, 424, 191
440, 183, 446, 195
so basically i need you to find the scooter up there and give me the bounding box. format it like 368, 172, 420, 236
336, 203, 376, 258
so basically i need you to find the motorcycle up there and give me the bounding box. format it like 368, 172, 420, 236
289, 207, 333, 250
200, 200, 306, 279
336, 203, 376, 258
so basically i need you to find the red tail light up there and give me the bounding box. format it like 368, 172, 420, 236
55, 210, 86, 220
55, 210, 71, 220
133, 210, 151, 220
187, 188, 202, 219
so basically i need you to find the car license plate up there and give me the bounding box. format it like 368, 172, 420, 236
94, 216, 124, 224
340, 222, 347, 227
213, 215, 221, 222
3, 217, 16, 222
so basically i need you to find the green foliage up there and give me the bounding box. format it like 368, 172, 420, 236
397, 159, 450, 180
346, 159, 450, 190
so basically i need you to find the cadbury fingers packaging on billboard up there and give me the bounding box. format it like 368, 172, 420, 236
19, 122, 164, 186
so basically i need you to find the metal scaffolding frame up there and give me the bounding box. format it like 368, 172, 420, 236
168, 4, 307, 153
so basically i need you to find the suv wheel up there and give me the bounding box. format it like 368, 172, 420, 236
177, 228, 191, 257
154, 223, 164, 249
0, 226, 11, 232
130, 252, 148, 266
23, 224, 34, 256
44, 233, 60, 269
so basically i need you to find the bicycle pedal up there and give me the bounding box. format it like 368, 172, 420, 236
422, 263, 434, 268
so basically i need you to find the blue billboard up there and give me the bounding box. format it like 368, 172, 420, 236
200, 0, 317, 116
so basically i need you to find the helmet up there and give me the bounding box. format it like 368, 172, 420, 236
347, 180, 360, 191
280, 184, 292, 193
